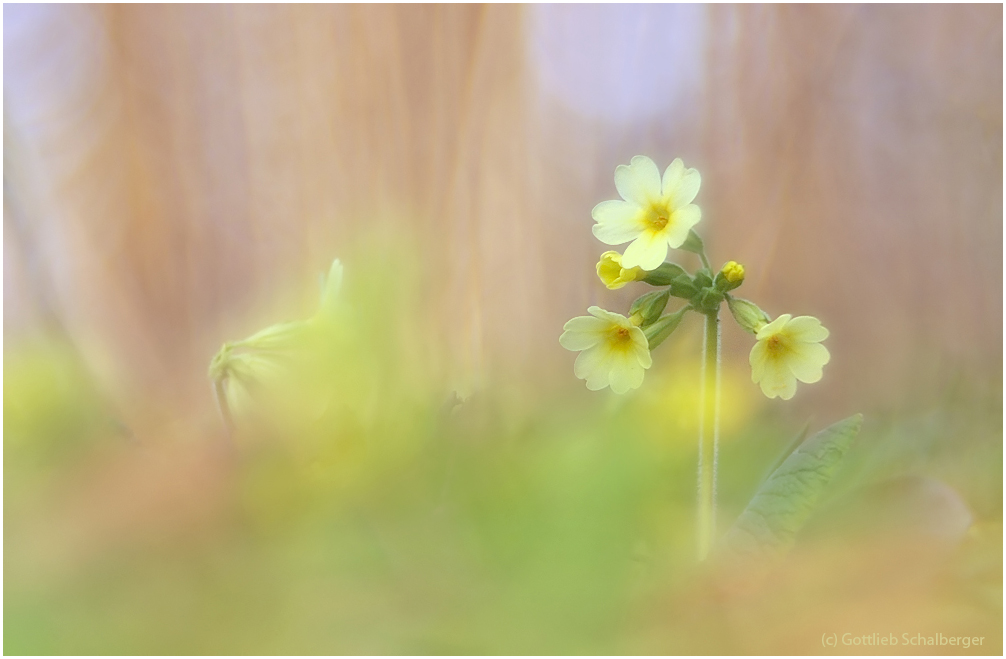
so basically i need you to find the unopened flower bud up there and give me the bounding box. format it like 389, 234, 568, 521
629, 289, 671, 327
643, 306, 690, 350
727, 296, 770, 334
715, 261, 745, 291
597, 251, 646, 290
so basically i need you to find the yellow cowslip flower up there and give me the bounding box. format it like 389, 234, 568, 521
721, 261, 745, 284
596, 250, 646, 289
750, 314, 830, 400
591, 156, 702, 271
559, 306, 652, 394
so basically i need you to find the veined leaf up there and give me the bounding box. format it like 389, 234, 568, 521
721, 414, 863, 559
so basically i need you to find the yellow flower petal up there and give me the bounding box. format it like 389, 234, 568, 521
591, 200, 646, 245
785, 316, 830, 342
559, 318, 607, 350
756, 314, 792, 340
614, 155, 661, 206
763, 364, 798, 400
587, 305, 622, 322
632, 332, 653, 369
787, 342, 830, 383
610, 358, 645, 394
575, 343, 610, 381
665, 204, 700, 248
621, 230, 668, 270
749, 339, 769, 382
661, 158, 685, 195
662, 159, 702, 208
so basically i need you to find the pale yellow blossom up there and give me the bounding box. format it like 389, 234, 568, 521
591, 156, 702, 271
559, 306, 652, 394
749, 314, 830, 400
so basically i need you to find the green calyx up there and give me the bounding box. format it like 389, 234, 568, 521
616, 231, 765, 349
638, 262, 730, 316
644, 306, 690, 350
726, 295, 770, 334
642, 262, 687, 287
692, 288, 724, 314
629, 289, 671, 327
714, 261, 745, 292
678, 229, 705, 256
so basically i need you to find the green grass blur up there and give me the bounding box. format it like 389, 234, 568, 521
4, 251, 1001, 655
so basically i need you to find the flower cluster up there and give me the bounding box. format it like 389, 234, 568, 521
560, 156, 830, 400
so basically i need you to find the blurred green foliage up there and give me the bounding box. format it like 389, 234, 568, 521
4, 262, 1001, 654
4, 338, 113, 467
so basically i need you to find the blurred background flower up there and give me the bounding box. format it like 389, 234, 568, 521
4, 4, 1001, 654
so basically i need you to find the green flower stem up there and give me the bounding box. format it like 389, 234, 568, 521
698, 251, 712, 272
697, 309, 720, 560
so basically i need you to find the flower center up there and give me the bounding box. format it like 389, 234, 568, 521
649, 211, 669, 231
610, 326, 632, 346
765, 334, 790, 357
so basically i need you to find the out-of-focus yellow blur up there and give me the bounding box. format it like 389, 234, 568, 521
4, 5, 1001, 654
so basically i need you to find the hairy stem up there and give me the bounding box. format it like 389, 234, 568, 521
699, 250, 712, 272
697, 310, 720, 560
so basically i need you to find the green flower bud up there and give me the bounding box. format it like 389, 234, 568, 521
644, 306, 690, 350
642, 262, 687, 287
629, 289, 671, 327
727, 296, 770, 334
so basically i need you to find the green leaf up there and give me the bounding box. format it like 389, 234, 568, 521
678, 229, 705, 255
721, 414, 863, 559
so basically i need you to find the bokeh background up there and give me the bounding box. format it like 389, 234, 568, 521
4, 4, 1002, 654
